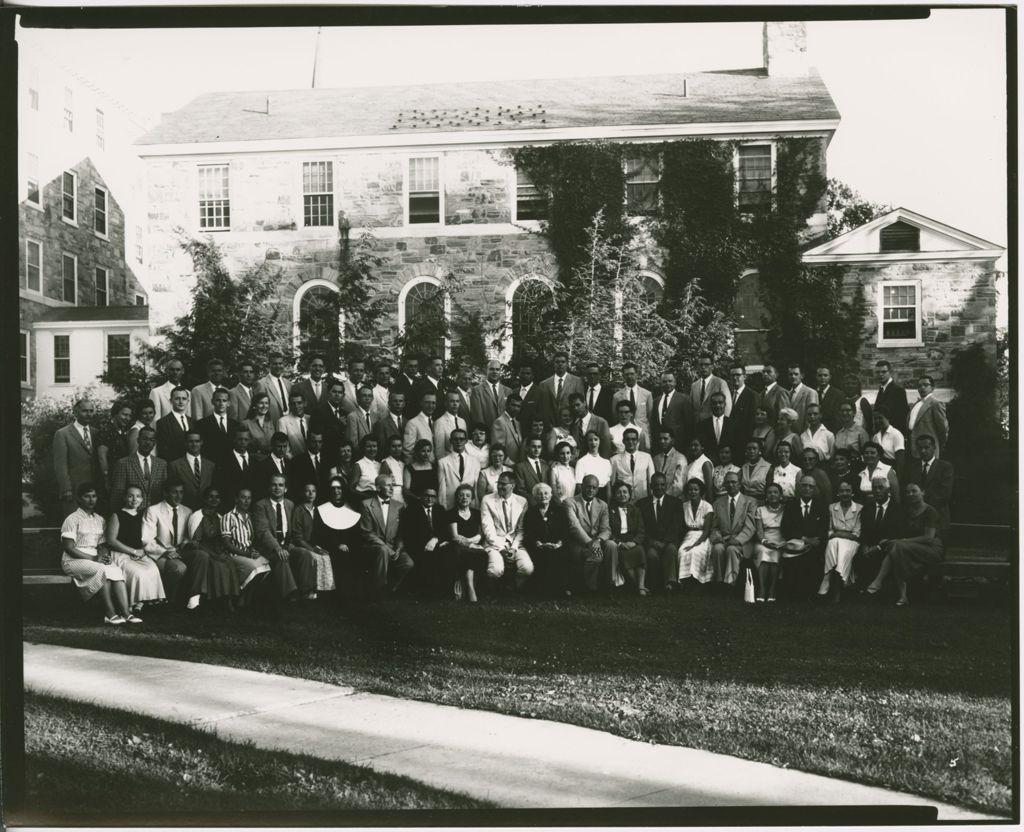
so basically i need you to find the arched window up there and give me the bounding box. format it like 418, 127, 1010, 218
399, 277, 449, 359
509, 277, 554, 364
639, 271, 665, 306
294, 281, 342, 365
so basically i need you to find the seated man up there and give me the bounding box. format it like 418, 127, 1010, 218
480, 472, 533, 589
852, 476, 903, 590
637, 472, 684, 592
779, 475, 830, 601
141, 479, 204, 609
708, 471, 756, 588
399, 486, 448, 596
358, 473, 414, 596
566, 474, 616, 594
251, 472, 317, 602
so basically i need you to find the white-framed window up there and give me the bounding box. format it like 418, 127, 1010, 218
95, 108, 105, 150
135, 225, 143, 262
54, 334, 71, 384
26, 152, 40, 207
25, 239, 42, 293
95, 267, 109, 306
514, 167, 547, 222
736, 143, 774, 212
302, 161, 334, 227
61, 170, 77, 224
407, 157, 441, 224
198, 164, 230, 230
94, 185, 108, 237
27, 65, 39, 111
877, 280, 923, 347
106, 333, 131, 375
397, 275, 451, 359
135, 294, 146, 306
63, 86, 74, 132
62, 253, 77, 304
625, 154, 660, 215
20, 330, 30, 386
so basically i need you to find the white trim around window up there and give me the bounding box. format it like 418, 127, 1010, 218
105, 331, 132, 375
20, 329, 31, 387
397, 273, 451, 359
404, 155, 444, 227
500, 274, 557, 363
197, 163, 231, 231
25, 152, 41, 209
62, 252, 78, 305
734, 141, 776, 213
24, 238, 43, 295
61, 170, 78, 225
876, 279, 924, 348
94, 185, 109, 239
53, 333, 72, 385
95, 266, 110, 306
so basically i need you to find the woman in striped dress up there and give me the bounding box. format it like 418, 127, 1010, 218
186, 487, 241, 611
219, 487, 272, 599
61, 483, 139, 625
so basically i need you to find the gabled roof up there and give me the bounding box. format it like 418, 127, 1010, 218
803, 207, 1005, 264
135, 68, 840, 148
35, 306, 149, 324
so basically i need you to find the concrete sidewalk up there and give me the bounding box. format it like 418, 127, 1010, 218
24, 642, 999, 821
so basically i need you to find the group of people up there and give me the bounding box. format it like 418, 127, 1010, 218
52, 350, 954, 623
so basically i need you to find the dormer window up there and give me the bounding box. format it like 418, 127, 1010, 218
879, 221, 920, 252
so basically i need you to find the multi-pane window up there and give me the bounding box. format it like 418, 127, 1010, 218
26, 153, 40, 206
625, 155, 660, 215
135, 294, 146, 306
95, 267, 109, 306
880, 283, 921, 344
25, 240, 42, 293
879, 221, 921, 252
28, 66, 39, 111
62, 253, 77, 304
63, 87, 74, 132
198, 165, 230, 229
515, 168, 547, 221
737, 144, 772, 211
408, 157, 440, 224
302, 161, 334, 227
20, 331, 30, 385
62, 171, 77, 222
54, 335, 71, 384
107, 334, 131, 376
95, 108, 105, 150
94, 186, 108, 236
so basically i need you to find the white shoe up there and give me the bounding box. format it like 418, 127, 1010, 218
186, 594, 201, 610
125, 614, 144, 624
104, 615, 126, 626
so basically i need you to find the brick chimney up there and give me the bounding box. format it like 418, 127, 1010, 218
763, 21, 809, 77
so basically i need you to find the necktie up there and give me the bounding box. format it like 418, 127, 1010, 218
143, 456, 151, 481
493, 383, 500, 404
630, 388, 636, 408
171, 506, 178, 545
275, 501, 284, 543
876, 504, 884, 524
661, 395, 668, 422
700, 378, 707, 403
82, 426, 92, 452
660, 455, 667, 474
923, 462, 930, 478
428, 416, 434, 430
365, 411, 371, 431
715, 418, 722, 442
556, 377, 563, 401
630, 454, 635, 474
534, 460, 541, 479
803, 502, 809, 518
241, 454, 249, 472
426, 506, 432, 526
585, 501, 592, 516
458, 454, 465, 481
313, 454, 320, 475
502, 499, 511, 531
654, 498, 660, 525
396, 415, 403, 432
453, 416, 460, 432
510, 419, 519, 441
300, 419, 306, 441
219, 416, 225, 433
729, 497, 736, 525
277, 378, 287, 412
180, 415, 187, 433
193, 457, 200, 481
275, 456, 283, 473
313, 381, 320, 400
588, 387, 595, 412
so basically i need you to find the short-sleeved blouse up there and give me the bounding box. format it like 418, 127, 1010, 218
829, 501, 863, 536
60, 509, 105, 556
686, 454, 711, 484
770, 463, 801, 500
858, 462, 894, 498
113, 509, 144, 549
756, 504, 784, 532
575, 453, 612, 487
712, 463, 741, 496
446, 507, 481, 539
353, 457, 380, 492
683, 499, 713, 531
549, 464, 577, 502
465, 443, 490, 469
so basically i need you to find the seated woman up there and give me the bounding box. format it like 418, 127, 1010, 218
818, 480, 862, 602
219, 488, 272, 601
185, 487, 241, 611
545, 406, 578, 462
523, 482, 572, 597
403, 439, 438, 503
105, 485, 166, 614
61, 483, 138, 625
678, 478, 714, 587
857, 442, 900, 504
465, 423, 491, 470
575, 430, 612, 503
548, 441, 578, 504
799, 447, 833, 506
753, 483, 786, 602
243, 392, 275, 463
751, 406, 776, 463
740, 439, 771, 505
476, 443, 512, 503
774, 408, 803, 460
311, 476, 362, 601
350, 435, 381, 502
444, 483, 487, 603
607, 481, 646, 595
291, 482, 336, 596
864, 482, 943, 606
711, 444, 741, 499
329, 439, 358, 502
685, 438, 715, 504
765, 441, 800, 503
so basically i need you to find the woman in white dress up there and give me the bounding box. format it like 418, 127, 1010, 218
766, 441, 800, 503
753, 483, 786, 602
574, 430, 612, 503
857, 442, 900, 504
685, 438, 715, 503
678, 478, 714, 584
476, 443, 513, 502
545, 406, 578, 462
61, 483, 138, 625
465, 424, 491, 470
548, 441, 578, 504
350, 435, 381, 501
819, 480, 862, 601
104, 485, 166, 613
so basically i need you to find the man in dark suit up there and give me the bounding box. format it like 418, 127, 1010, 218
651, 370, 691, 452
569, 393, 613, 459
373, 392, 406, 458
399, 486, 448, 596
874, 360, 910, 436
581, 361, 616, 424
779, 475, 830, 601
392, 354, 421, 417
637, 472, 684, 592
514, 437, 550, 505
904, 434, 954, 533
254, 432, 291, 501
853, 477, 903, 590
695, 392, 740, 461
539, 351, 585, 427
815, 367, 844, 433
286, 430, 330, 504
252, 472, 317, 601
167, 430, 214, 511
109, 426, 167, 511
53, 398, 100, 514
311, 380, 348, 465
291, 355, 331, 413
359, 473, 414, 596
411, 356, 445, 419
155, 386, 194, 463
761, 364, 791, 426
728, 366, 762, 444
196, 388, 238, 467
453, 367, 475, 421
514, 364, 543, 435
214, 426, 256, 510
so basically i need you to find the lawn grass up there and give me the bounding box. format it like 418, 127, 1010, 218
20, 691, 490, 820
22, 586, 1015, 815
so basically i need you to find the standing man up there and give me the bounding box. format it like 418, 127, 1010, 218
728, 366, 761, 442
786, 364, 819, 434
874, 360, 910, 436
403, 391, 438, 462
690, 353, 732, 421
761, 364, 790, 425
391, 354, 420, 415
470, 360, 511, 430
799, 403, 836, 463
370, 361, 394, 421
287, 430, 330, 504
651, 370, 691, 452
196, 387, 238, 467
582, 362, 615, 424
480, 472, 533, 589
816, 367, 843, 433
342, 358, 367, 407
652, 428, 687, 498
610, 429, 655, 502
905, 434, 954, 532
167, 430, 213, 511
278, 391, 312, 459
109, 425, 167, 511
312, 380, 348, 464
252, 472, 317, 602
908, 375, 949, 457
412, 355, 445, 418
432, 390, 465, 461
346, 387, 378, 450
609, 401, 648, 455
292, 355, 331, 412
190, 358, 227, 421
154, 387, 193, 463
540, 351, 585, 427
374, 392, 407, 459
695, 392, 738, 461
569, 392, 612, 459
612, 363, 654, 436
454, 366, 475, 421
491, 394, 525, 464
228, 361, 256, 422
358, 474, 414, 596
514, 364, 543, 435
254, 433, 291, 501
149, 358, 186, 420
214, 426, 255, 509
437, 428, 481, 510
257, 352, 292, 424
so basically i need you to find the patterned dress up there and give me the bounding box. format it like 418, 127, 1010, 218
678, 499, 713, 583
61, 509, 124, 600
185, 510, 242, 600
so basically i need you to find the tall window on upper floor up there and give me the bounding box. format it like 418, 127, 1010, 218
737, 144, 772, 212
408, 157, 440, 224
62, 254, 77, 304
198, 164, 230, 230
107, 334, 131, 376
625, 154, 660, 215
54, 335, 71, 384
95, 108, 105, 150
27, 66, 39, 111
26, 153, 40, 207
303, 161, 334, 227
25, 240, 42, 293
515, 167, 547, 221
62, 171, 77, 223
63, 87, 74, 133
879, 221, 921, 252
95, 267, 109, 306
94, 186, 108, 237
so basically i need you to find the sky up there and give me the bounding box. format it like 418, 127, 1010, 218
18, 9, 1009, 247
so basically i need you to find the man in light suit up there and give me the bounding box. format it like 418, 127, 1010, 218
470, 360, 511, 431
346, 386, 379, 451
513, 437, 550, 505
690, 353, 732, 422
454, 367, 475, 421
342, 358, 367, 406
566, 475, 615, 594
437, 428, 481, 510
149, 358, 185, 420
109, 426, 167, 511
761, 364, 791, 425
403, 391, 438, 462
167, 430, 213, 511
611, 362, 654, 435
514, 364, 543, 435
291, 355, 331, 413
141, 479, 204, 608
786, 364, 819, 434
374, 392, 407, 460
610, 429, 656, 502
708, 471, 757, 586
651, 370, 691, 452
480, 472, 533, 588
228, 361, 256, 421
728, 366, 762, 443
539, 351, 585, 427
256, 352, 292, 424
359, 473, 414, 595
905, 434, 954, 532
155, 387, 193, 463
252, 472, 317, 601
652, 428, 687, 498
582, 362, 616, 424
53, 398, 100, 514
908, 375, 949, 457
196, 388, 238, 467
278, 391, 312, 459
190, 357, 227, 421
370, 362, 393, 421
490, 394, 525, 464
432, 390, 466, 461
569, 393, 613, 459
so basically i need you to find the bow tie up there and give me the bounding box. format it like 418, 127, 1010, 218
380, 499, 391, 505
